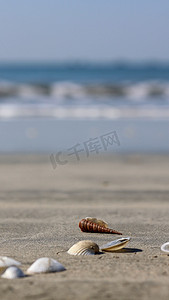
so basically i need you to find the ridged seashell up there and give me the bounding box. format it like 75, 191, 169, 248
27, 257, 66, 274
161, 242, 169, 253
79, 217, 122, 235
1, 266, 25, 279
84, 217, 108, 228
0, 257, 21, 274
68, 240, 100, 255
100, 237, 131, 252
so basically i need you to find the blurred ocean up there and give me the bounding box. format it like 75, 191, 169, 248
0, 62, 169, 120
0, 62, 169, 153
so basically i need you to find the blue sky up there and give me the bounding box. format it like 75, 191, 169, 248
0, 0, 169, 62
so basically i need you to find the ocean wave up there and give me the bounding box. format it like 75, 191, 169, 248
0, 104, 169, 120
0, 80, 169, 100
0, 79, 169, 120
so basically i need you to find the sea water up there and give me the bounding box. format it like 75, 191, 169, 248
0, 62, 169, 153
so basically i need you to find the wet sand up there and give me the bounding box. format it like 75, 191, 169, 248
0, 154, 169, 300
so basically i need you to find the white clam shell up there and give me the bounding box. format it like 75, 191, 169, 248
1, 266, 25, 279
100, 237, 131, 252
67, 240, 99, 256
161, 242, 169, 253
0, 257, 21, 274
27, 257, 66, 274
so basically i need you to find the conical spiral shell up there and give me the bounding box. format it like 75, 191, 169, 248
79, 218, 122, 235
67, 240, 99, 256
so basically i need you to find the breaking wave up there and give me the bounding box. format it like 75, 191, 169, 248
0, 80, 169, 100
0, 79, 169, 120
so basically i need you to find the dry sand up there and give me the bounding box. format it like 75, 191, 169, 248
0, 154, 169, 300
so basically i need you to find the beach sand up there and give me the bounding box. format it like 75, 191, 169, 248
0, 154, 169, 300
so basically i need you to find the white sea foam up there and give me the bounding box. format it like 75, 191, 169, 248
1, 80, 169, 100
51, 82, 86, 99
0, 103, 169, 120
0, 79, 169, 120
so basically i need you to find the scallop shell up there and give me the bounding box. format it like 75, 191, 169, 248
0, 257, 21, 274
100, 237, 131, 252
27, 257, 66, 274
1, 266, 25, 279
67, 240, 99, 255
161, 242, 169, 253
79, 217, 122, 235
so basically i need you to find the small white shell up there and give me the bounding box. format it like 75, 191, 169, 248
68, 240, 99, 256
27, 257, 66, 274
0, 257, 21, 274
161, 242, 169, 253
1, 266, 25, 279
100, 237, 131, 252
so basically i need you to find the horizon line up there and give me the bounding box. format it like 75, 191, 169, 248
0, 59, 169, 65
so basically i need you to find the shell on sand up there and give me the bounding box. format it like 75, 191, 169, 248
79, 217, 122, 235
161, 242, 169, 253
68, 240, 100, 256
1, 266, 25, 279
0, 257, 21, 274
27, 257, 66, 274
100, 237, 131, 252
85, 217, 108, 228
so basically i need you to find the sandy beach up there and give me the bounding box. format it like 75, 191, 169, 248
0, 154, 169, 300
